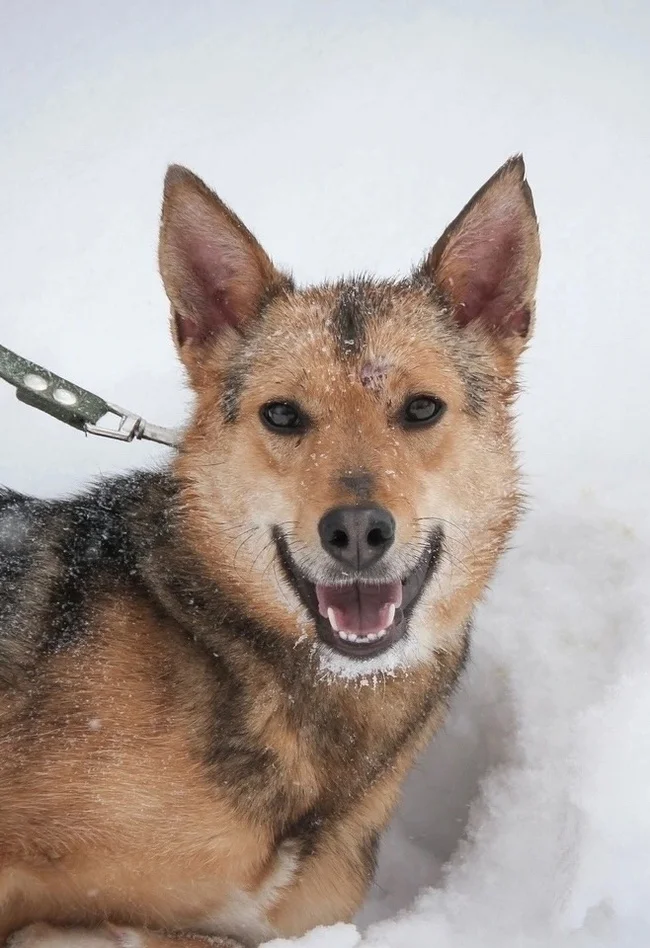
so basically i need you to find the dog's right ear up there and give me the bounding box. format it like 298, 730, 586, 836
158, 165, 286, 373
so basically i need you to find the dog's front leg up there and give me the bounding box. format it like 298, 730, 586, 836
8, 923, 241, 948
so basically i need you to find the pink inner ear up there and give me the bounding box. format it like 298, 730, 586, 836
174, 295, 234, 345
174, 236, 240, 345
431, 169, 539, 341
161, 174, 275, 349
454, 226, 528, 336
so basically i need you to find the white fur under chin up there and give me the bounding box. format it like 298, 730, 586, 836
314, 615, 435, 682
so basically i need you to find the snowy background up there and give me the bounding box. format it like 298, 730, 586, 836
2, 1, 650, 945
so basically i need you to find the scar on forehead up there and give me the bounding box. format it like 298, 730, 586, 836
360, 358, 391, 390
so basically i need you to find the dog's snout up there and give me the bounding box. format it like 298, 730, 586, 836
318, 505, 395, 570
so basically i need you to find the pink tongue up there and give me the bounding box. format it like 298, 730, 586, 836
316, 581, 403, 635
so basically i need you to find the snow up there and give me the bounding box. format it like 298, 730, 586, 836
1, 2, 649, 946
357, 504, 650, 946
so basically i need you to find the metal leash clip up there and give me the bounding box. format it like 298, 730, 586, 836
84, 404, 179, 447
0, 343, 180, 448
84, 405, 147, 442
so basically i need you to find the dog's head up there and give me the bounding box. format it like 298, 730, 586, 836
161, 159, 540, 678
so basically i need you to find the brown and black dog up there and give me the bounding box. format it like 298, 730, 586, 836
0, 156, 540, 947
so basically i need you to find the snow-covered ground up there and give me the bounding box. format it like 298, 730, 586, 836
2, 2, 649, 945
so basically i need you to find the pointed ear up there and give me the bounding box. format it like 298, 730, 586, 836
420, 156, 540, 354
158, 165, 288, 359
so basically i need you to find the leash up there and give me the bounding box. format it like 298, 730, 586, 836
0, 343, 180, 448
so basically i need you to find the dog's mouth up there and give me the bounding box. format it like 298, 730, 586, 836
274, 528, 442, 659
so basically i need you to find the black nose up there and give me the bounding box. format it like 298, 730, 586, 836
318, 505, 396, 571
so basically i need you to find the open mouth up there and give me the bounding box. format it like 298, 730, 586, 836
273, 527, 442, 660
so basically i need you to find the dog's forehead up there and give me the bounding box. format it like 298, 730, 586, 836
264, 278, 441, 365
223, 278, 488, 419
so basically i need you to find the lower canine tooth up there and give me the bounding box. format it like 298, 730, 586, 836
327, 607, 340, 632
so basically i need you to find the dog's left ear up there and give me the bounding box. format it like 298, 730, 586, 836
419, 155, 540, 358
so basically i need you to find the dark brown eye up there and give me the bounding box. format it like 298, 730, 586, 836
402, 395, 446, 427
261, 401, 306, 433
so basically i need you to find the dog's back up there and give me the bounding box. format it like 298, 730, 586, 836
0, 477, 146, 688
0, 487, 59, 686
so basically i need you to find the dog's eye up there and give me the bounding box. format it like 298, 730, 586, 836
402, 395, 446, 427
261, 401, 306, 433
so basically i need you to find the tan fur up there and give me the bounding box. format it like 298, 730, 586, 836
1, 597, 463, 944
0, 156, 540, 946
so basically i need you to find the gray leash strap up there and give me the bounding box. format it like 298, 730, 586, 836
0, 344, 180, 448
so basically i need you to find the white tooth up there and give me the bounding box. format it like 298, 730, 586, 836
347, 633, 358, 642
366, 632, 378, 642
387, 604, 396, 627
339, 630, 349, 641
377, 628, 387, 639
327, 607, 340, 632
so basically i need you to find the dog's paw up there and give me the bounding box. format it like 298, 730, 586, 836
8, 923, 141, 948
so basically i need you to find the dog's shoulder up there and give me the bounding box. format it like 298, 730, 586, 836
0, 486, 55, 682
0, 471, 173, 688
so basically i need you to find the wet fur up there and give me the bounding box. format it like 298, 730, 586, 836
0, 157, 540, 946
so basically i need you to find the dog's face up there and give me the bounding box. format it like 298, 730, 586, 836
161, 160, 540, 678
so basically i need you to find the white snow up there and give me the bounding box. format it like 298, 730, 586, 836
356, 502, 650, 946
1, 2, 649, 946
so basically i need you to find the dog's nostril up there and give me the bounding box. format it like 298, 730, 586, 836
367, 526, 387, 548
331, 529, 349, 549
319, 505, 395, 570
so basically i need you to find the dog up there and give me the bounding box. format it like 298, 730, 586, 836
0, 156, 540, 947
